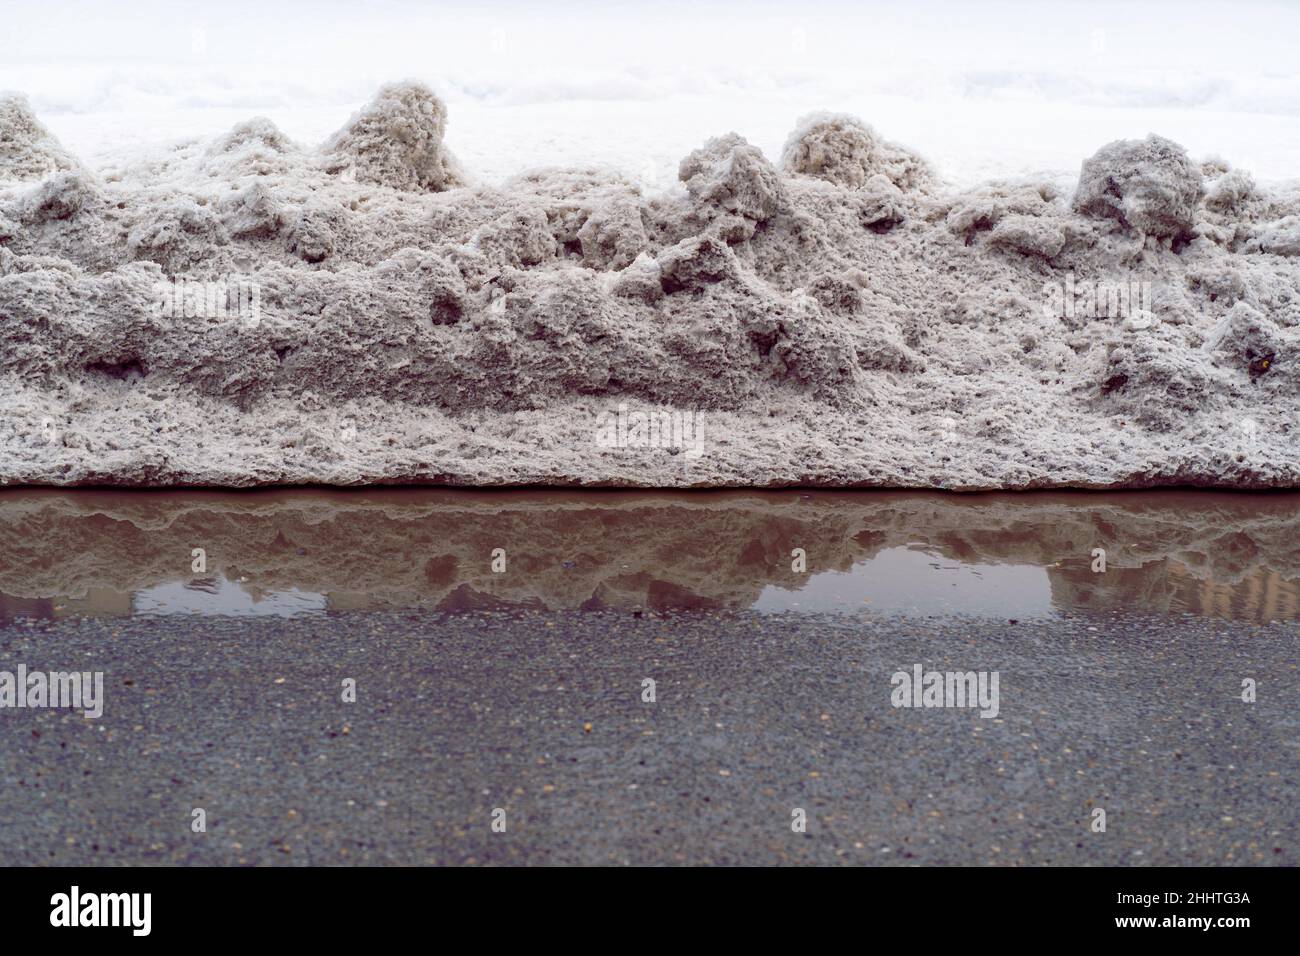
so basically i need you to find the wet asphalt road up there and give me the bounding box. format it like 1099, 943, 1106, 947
0, 609, 1295, 866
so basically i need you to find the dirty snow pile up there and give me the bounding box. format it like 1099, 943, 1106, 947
0, 81, 1297, 488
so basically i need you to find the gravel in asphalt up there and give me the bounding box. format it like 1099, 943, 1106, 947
0, 609, 1294, 865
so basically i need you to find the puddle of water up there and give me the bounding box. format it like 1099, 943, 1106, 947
753, 546, 1056, 617
0, 488, 1297, 623
132, 575, 329, 618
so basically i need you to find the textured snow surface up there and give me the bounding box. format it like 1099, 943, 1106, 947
0, 83, 1297, 488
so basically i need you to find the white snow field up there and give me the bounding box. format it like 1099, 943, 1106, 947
6, 0, 1300, 191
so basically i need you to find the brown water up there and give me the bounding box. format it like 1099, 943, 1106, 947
0, 489, 1297, 623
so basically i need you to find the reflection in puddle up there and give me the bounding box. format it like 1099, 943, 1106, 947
753, 547, 1055, 617
0, 489, 1297, 623
132, 575, 328, 618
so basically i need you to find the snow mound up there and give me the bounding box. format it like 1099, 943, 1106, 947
321, 81, 466, 192
1073, 134, 1204, 240
680, 133, 786, 224
781, 112, 934, 193
0, 94, 81, 184
0, 88, 1297, 489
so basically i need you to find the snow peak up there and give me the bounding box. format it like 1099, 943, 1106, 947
0, 665, 103, 718
50, 886, 151, 936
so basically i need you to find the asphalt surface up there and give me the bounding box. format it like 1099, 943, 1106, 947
0, 609, 1295, 865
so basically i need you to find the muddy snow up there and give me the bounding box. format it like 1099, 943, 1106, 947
0, 82, 1296, 488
